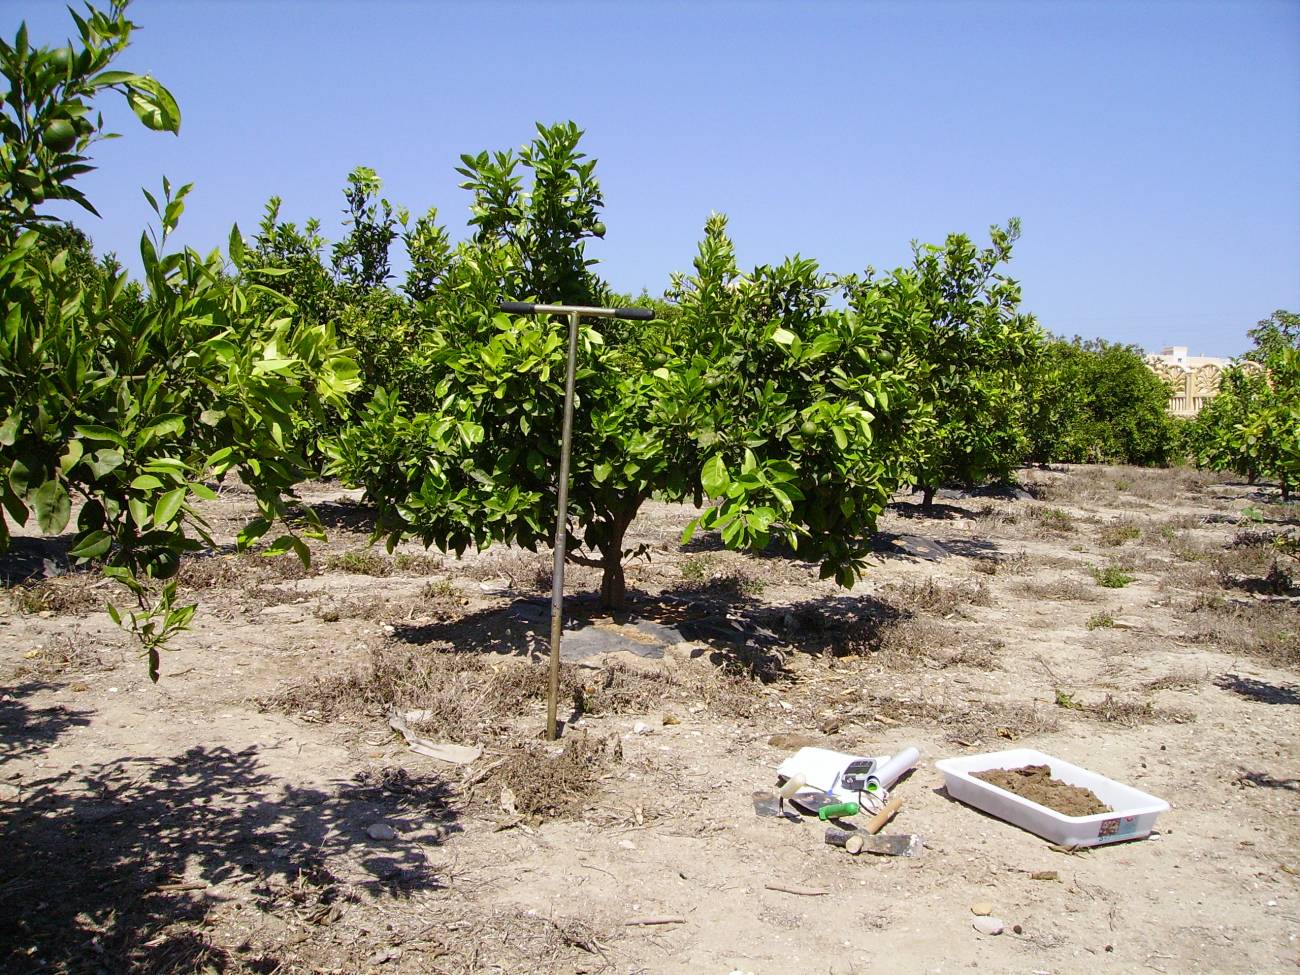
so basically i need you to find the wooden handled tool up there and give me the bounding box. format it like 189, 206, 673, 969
863, 795, 903, 834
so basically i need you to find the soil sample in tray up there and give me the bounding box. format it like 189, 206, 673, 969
972, 764, 1112, 816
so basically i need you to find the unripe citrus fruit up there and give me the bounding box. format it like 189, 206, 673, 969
44, 118, 77, 152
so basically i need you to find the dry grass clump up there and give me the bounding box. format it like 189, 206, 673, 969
1256, 502, 1300, 526
178, 551, 314, 590
1142, 671, 1204, 692
869, 691, 1058, 744
1183, 595, 1300, 669
1029, 506, 1077, 535
1169, 533, 1214, 562
970, 549, 1031, 576
1208, 535, 1296, 599
973, 503, 1018, 528
1122, 466, 1216, 503
325, 549, 447, 577
939, 640, 1004, 670
1085, 693, 1193, 726
11, 631, 114, 678
325, 549, 394, 576
431, 906, 616, 972
268, 644, 763, 734
489, 732, 623, 819
1016, 576, 1101, 602
1148, 513, 1208, 537
881, 577, 992, 612
677, 555, 766, 597
1034, 465, 1217, 509
313, 594, 393, 623
4, 577, 103, 616
1099, 518, 1143, 547
269, 647, 559, 736
874, 616, 953, 666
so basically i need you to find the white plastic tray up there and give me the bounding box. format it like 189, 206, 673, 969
935, 748, 1169, 847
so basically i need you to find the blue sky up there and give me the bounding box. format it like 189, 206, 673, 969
8, 0, 1299, 357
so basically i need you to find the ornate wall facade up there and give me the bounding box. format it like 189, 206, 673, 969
1145, 357, 1263, 417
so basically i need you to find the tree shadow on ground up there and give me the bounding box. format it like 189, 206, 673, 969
389, 582, 908, 681
0, 742, 459, 973
1214, 673, 1300, 706
888, 500, 975, 521
305, 497, 380, 536
0, 535, 76, 585
0, 682, 92, 762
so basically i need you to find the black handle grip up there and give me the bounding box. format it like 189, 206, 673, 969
499, 301, 536, 315
615, 307, 655, 321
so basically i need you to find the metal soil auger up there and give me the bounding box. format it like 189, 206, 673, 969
497, 300, 656, 741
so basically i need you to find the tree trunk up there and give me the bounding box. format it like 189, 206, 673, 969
921, 485, 936, 510
1282, 476, 1291, 502
599, 555, 627, 610
587, 504, 639, 612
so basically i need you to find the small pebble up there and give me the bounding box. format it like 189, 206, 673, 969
618, 839, 636, 850
632, 721, 651, 734
367, 823, 396, 841
970, 901, 994, 916
1013, 923, 1023, 935
972, 916, 1004, 936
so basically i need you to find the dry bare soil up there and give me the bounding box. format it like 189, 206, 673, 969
2, 465, 1297, 975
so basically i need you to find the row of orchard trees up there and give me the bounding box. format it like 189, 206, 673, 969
1184, 312, 1300, 500
2, 5, 1295, 674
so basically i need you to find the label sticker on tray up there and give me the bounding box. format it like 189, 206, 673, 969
1098, 816, 1139, 838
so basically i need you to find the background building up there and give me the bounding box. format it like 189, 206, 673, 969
1146, 346, 1261, 417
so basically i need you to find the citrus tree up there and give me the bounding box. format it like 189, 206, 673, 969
1194, 327, 1299, 500
0, 3, 359, 677
882, 222, 1041, 507
1023, 339, 1177, 466
330, 145, 945, 605
1188, 364, 1269, 481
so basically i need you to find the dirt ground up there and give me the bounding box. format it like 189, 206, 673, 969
2, 464, 1297, 975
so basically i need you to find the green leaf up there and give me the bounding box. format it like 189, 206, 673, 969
69, 530, 111, 560
593, 462, 612, 483
127, 497, 150, 529
85, 449, 124, 478
59, 440, 84, 475
262, 534, 297, 557
701, 455, 730, 496
125, 76, 181, 133
31, 480, 72, 534
8, 458, 35, 497
129, 474, 164, 490
228, 223, 245, 267
75, 424, 128, 448
772, 328, 796, 346
153, 487, 186, 527
681, 518, 699, 546
237, 518, 271, 548
0, 414, 17, 446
